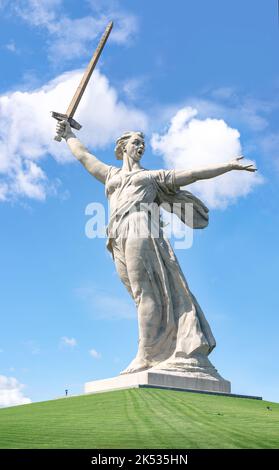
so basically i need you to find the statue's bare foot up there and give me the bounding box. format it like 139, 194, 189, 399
120, 356, 152, 375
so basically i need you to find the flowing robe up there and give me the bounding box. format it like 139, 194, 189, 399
105, 166, 216, 373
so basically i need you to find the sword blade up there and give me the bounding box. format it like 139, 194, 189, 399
66, 20, 113, 118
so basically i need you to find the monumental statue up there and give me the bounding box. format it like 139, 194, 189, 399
53, 23, 257, 393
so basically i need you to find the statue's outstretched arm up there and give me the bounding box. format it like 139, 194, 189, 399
174, 157, 257, 186
55, 120, 110, 184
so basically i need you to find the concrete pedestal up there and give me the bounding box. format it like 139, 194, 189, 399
84, 369, 231, 395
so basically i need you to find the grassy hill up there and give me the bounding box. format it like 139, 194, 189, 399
0, 388, 278, 449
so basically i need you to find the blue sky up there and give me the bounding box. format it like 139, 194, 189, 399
0, 0, 278, 406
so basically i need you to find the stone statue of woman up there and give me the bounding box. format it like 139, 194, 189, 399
56, 121, 256, 380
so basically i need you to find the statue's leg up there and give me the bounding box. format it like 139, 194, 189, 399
112, 240, 133, 298
111, 219, 176, 374
119, 235, 173, 374
111, 236, 159, 373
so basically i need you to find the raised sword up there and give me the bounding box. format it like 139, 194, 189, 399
51, 21, 113, 141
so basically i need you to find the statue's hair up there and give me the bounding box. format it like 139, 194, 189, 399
114, 131, 145, 160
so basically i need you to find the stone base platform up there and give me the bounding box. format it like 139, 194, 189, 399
84, 369, 232, 396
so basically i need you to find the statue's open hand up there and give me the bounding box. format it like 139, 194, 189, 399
230, 156, 257, 172
56, 120, 73, 140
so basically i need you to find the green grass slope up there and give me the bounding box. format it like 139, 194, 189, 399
0, 389, 278, 449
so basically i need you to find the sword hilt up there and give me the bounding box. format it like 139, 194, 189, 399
51, 111, 82, 142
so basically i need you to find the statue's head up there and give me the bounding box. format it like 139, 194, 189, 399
114, 131, 145, 161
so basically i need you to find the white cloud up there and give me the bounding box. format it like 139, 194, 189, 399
89, 349, 101, 359
211, 87, 235, 100
60, 336, 77, 347
190, 93, 272, 133
0, 69, 147, 202
47, 12, 138, 62
0, 375, 31, 408
151, 107, 263, 209
76, 285, 136, 320
13, 0, 138, 62
14, 0, 62, 27
122, 77, 146, 101
4, 41, 17, 53
23, 340, 40, 355
108, 12, 138, 45
47, 16, 108, 62
0, 184, 7, 201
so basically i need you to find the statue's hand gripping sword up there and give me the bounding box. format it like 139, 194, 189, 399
51, 21, 113, 142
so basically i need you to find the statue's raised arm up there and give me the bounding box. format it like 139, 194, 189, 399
56, 120, 110, 184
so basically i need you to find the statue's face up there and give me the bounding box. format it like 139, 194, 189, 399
125, 134, 145, 161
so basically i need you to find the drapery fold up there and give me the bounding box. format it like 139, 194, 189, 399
104, 166, 216, 373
